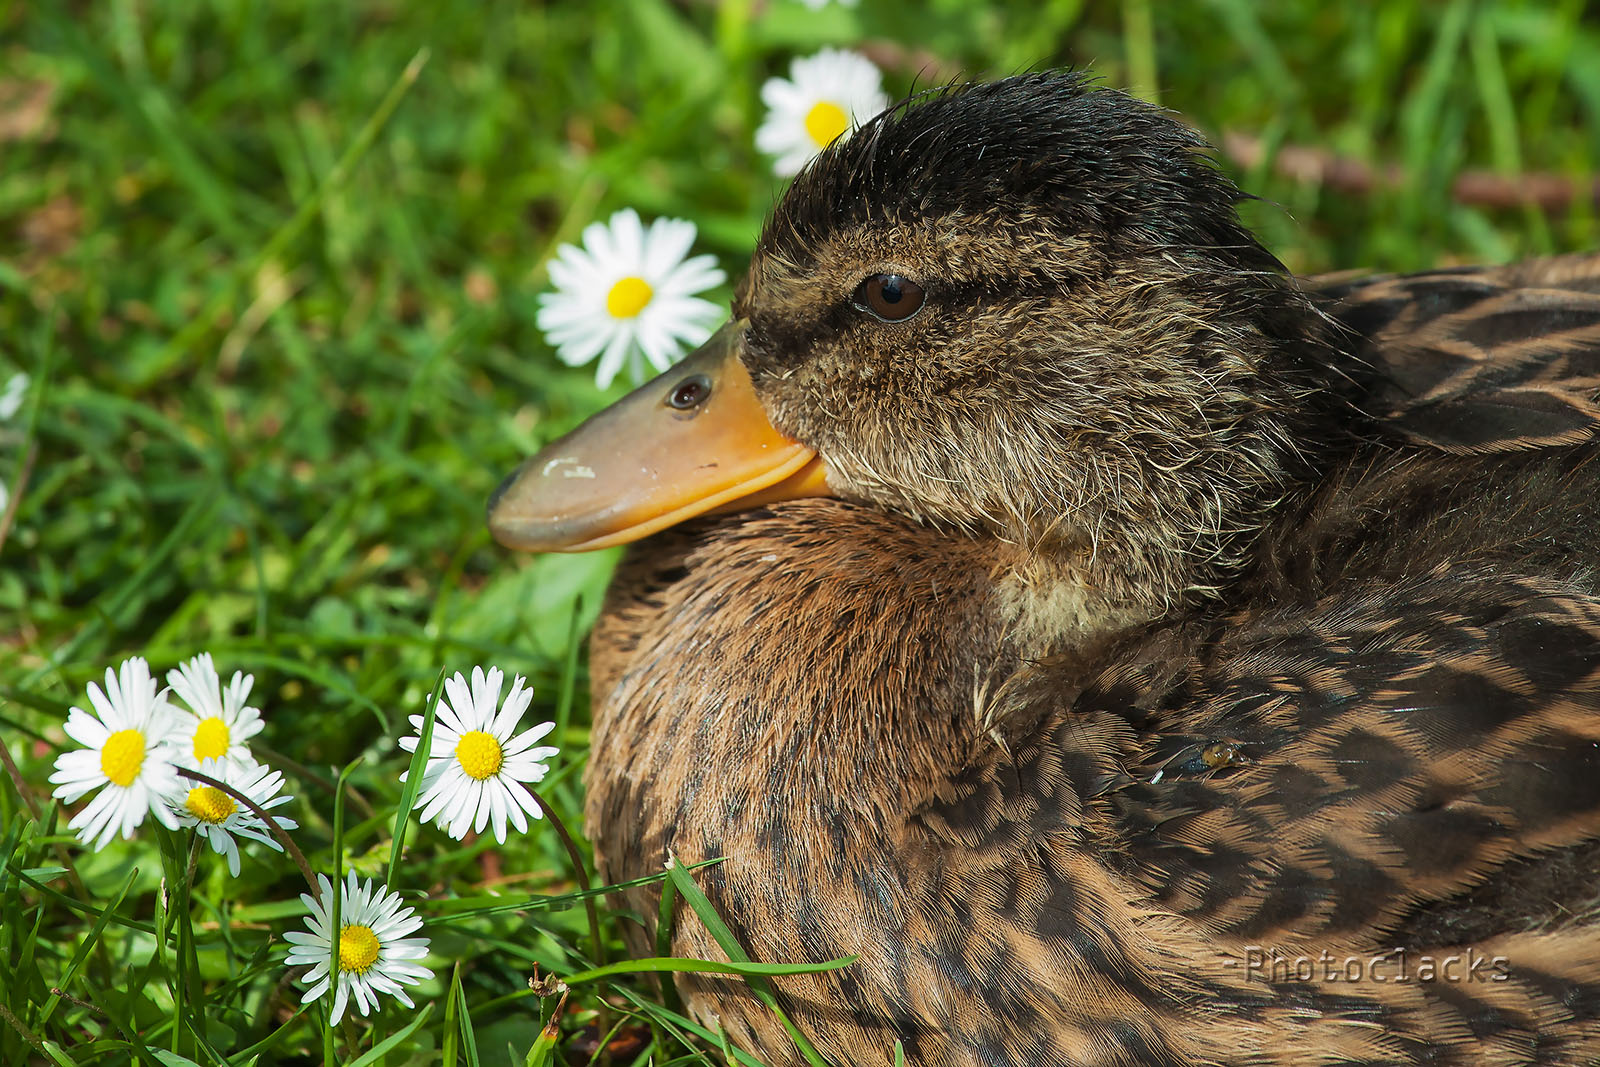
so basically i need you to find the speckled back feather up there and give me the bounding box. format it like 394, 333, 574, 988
1317, 255, 1600, 453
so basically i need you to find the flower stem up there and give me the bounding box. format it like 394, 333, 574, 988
522, 783, 609, 1043
170, 833, 204, 1057
523, 783, 604, 970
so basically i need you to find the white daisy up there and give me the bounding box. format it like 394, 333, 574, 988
170, 758, 298, 877
756, 48, 888, 178
795, 0, 858, 7
165, 653, 264, 777
48, 657, 183, 850
282, 871, 432, 1024
399, 666, 558, 844
536, 208, 726, 390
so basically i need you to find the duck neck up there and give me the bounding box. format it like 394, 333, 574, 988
586, 499, 1034, 865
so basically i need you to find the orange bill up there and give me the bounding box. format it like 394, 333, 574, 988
488, 322, 832, 553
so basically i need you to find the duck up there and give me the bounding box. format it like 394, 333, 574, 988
487, 72, 1600, 1066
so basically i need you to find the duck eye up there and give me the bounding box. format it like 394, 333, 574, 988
853, 274, 925, 323
666, 373, 712, 410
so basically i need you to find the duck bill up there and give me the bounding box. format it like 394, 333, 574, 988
488, 322, 831, 553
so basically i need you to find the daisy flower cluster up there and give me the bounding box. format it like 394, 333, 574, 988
48, 653, 294, 872
44, 654, 560, 1024
536, 46, 886, 389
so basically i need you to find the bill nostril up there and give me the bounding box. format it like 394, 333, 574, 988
667, 373, 713, 411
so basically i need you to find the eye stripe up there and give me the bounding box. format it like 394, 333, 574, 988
747, 275, 1060, 371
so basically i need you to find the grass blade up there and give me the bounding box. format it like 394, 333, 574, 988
665, 860, 836, 1067
563, 954, 856, 986
36, 866, 139, 1027
390, 667, 447, 889
346, 1003, 434, 1067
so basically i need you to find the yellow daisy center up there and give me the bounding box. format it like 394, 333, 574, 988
183, 785, 237, 824
605, 276, 654, 319
804, 100, 849, 148
338, 924, 381, 974
100, 729, 146, 787
455, 730, 504, 781
192, 716, 231, 761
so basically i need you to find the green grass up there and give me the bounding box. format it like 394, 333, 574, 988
1, 0, 1598, 1063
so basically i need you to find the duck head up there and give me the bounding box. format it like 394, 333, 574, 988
490, 72, 1343, 642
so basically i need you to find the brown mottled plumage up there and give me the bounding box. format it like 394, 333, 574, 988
507, 74, 1600, 1065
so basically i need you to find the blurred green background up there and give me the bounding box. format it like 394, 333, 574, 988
0, 0, 1597, 1058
